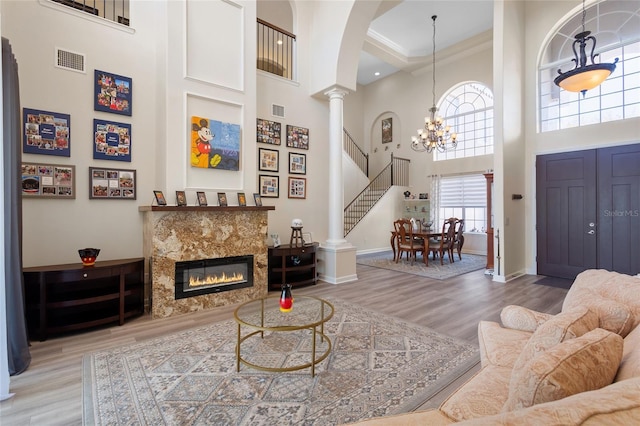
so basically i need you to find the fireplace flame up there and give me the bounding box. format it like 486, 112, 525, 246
188, 271, 245, 288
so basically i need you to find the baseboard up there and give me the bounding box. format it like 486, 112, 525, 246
318, 273, 358, 285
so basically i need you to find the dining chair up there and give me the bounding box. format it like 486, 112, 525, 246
394, 219, 423, 265
428, 218, 457, 265
451, 219, 465, 261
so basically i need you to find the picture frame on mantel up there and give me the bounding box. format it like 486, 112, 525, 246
176, 190, 187, 206
153, 190, 167, 205
196, 191, 207, 206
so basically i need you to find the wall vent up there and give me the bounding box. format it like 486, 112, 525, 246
55, 48, 86, 73
272, 104, 285, 118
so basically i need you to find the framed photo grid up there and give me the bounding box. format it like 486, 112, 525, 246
288, 176, 306, 199
22, 162, 75, 198
258, 148, 279, 172
286, 125, 309, 150
89, 167, 136, 199
93, 119, 131, 162
257, 118, 281, 145
23, 108, 71, 157
259, 175, 279, 198
95, 70, 132, 116
288, 152, 306, 175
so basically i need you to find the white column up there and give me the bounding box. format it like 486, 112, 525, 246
324, 86, 349, 247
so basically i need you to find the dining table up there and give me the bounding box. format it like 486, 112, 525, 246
390, 229, 442, 265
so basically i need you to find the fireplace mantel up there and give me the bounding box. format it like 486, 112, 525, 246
140, 205, 272, 318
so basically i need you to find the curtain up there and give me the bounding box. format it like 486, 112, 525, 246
3, 37, 31, 375
430, 174, 441, 230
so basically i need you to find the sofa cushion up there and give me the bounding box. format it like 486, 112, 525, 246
440, 365, 511, 421
500, 305, 553, 332
478, 321, 531, 368
615, 321, 640, 382
565, 293, 635, 337
511, 306, 598, 373
503, 328, 623, 412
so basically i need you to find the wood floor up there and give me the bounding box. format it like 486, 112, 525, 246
0, 263, 569, 425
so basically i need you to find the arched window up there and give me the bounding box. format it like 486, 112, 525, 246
435, 82, 494, 161
539, 1, 640, 132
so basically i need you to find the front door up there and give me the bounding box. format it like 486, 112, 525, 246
536, 150, 597, 279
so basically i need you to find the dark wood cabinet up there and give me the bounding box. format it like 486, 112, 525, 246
268, 243, 318, 291
23, 258, 145, 341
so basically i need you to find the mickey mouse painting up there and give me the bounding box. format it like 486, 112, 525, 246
191, 117, 214, 168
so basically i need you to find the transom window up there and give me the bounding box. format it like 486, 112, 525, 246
539, 0, 640, 132
435, 82, 494, 161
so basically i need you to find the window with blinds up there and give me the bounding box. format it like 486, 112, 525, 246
439, 174, 487, 233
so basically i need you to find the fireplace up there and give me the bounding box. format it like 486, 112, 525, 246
175, 255, 254, 300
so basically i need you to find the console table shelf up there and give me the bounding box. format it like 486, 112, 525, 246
268, 243, 318, 291
23, 257, 145, 341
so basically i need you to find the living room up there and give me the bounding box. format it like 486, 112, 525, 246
1, 0, 640, 423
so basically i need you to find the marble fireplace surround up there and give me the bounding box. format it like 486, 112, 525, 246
139, 205, 274, 319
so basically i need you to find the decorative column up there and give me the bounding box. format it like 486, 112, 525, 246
318, 86, 357, 284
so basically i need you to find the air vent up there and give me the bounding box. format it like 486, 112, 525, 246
55, 48, 85, 73
272, 104, 285, 118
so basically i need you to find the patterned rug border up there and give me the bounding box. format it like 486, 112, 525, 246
82, 296, 480, 425
357, 251, 487, 280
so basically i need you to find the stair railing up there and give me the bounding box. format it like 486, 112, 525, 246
343, 128, 368, 177
344, 153, 410, 235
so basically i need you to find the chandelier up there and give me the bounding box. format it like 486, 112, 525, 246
554, 0, 618, 96
411, 15, 457, 153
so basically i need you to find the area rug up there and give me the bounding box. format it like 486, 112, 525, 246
357, 251, 487, 280
83, 297, 479, 425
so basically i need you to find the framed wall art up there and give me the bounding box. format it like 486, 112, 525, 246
153, 190, 167, 205
196, 191, 208, 206
89, 167, 136, 199
259, 175, 279, 198
288, 176, 306, 199
288, 152, 306, 175
258, 148, 279, 172
382, 117, 392, 143
237, 192, 247, 206
286, 125, 309, 150
257, 118, 281, 145
191, 116, 240, 171
93, 119, 131, 162
23, 108, 70, 157
95, 70, 132, 116
21, 162, 75, 199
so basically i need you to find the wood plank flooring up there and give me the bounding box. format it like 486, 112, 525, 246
0, 264, 569, 425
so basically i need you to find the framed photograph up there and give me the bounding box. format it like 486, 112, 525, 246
95, 70, 132, 116
237, 192, 247, 206
153, 190, 167, 205
286, 125, 309, 150
217, 192, 228, 207
176, 190, 187, 206
288, 177, 306, 199
253, 193, 262, 206
89, 167, 136, 199
196, 191, 207, 206
21, 162, 75, 199
23, 108, 71, 157
259, 175, 279, 198
256, 118, 281, 145
382, 117, 393, 143
258, 148, 279, 172
288, 152, 306, 175
93, 119, 131, 162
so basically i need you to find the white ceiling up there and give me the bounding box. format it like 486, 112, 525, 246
357, 0, 494, 85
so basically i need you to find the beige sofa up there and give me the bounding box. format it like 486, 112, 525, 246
352, 269, 640, 425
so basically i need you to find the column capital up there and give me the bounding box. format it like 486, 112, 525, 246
324, 86, 349, 100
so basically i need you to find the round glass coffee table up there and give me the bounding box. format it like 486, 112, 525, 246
234, 295, 334, 376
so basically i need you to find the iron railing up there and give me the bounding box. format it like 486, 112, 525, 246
51, 0, 129, 25
344, 154, 410, 236
343, 128, 368, 177
257, 18, 296, 80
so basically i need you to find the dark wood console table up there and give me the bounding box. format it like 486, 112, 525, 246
268, 243, 318, 290
23, 258, 145, 341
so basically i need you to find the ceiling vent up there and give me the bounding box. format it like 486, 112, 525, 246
271, 104, 285, 118
55, 48, 85, 73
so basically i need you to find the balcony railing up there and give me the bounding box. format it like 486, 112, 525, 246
257, 18, 295, 80
51, 0, 129, 25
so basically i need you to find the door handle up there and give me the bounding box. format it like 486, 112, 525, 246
587, 230, 595, 235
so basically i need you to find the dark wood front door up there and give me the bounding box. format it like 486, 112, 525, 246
536, 150, 597, 279
537, 143, 640, 279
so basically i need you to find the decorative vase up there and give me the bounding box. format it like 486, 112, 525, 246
279, 283, 293, 312
78, 248, 100, 266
